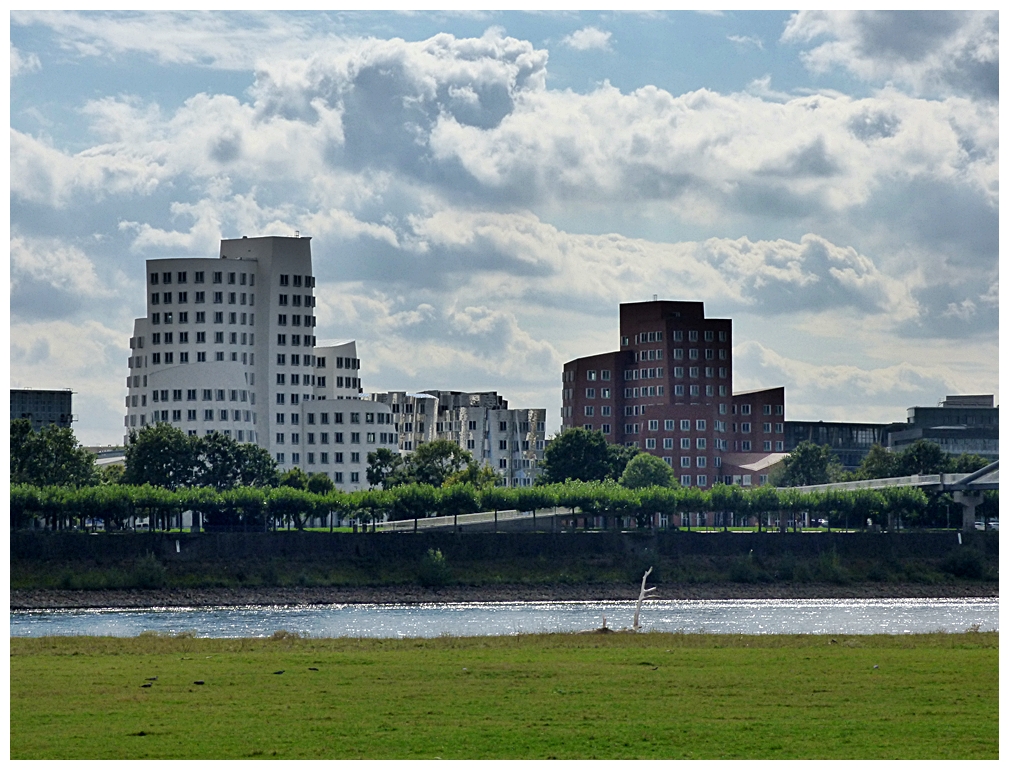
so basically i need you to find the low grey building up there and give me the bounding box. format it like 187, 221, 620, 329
10, 388, 74, 432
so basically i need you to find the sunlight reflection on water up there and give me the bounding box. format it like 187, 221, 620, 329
10, 598, 998, 638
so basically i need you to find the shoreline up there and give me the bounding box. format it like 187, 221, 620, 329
10, 582, 998, 610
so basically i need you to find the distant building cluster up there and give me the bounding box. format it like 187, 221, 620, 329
13, 237, 998, 493
786, 394, 998, 471
563, 300, 999, 487
114, 235, 547, 491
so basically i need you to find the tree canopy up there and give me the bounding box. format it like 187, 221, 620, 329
538, 428, 643, 484
619, 453, 677, 489
368, 440, 491, 489
771, 441, 845, 487
10, 419, 96, 487
123, 424, 278, 490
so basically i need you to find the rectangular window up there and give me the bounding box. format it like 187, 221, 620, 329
680, 456, 691, 468
680, 437, 690, 450
696, 438, 706, 449
663, 438, 673, 449
584, 406, 594, 416
696, 419, 706, 430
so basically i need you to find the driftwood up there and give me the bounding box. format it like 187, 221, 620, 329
632, 567, 657, 632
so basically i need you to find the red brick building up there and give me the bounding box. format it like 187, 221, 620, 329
561, 300, 785, 488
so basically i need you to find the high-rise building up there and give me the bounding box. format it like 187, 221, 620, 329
562, 300, 784, 488
11, 388, 74, 432
123, 235, 394, 491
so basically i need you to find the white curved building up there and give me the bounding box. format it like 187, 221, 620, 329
124, 235, 393, 491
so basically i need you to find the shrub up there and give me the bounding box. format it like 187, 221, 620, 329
728, 555, 767, 584
132, 553, 167, 589
418, 548, 452, 587
940, 548, 985, 579
815, 549, 849, 584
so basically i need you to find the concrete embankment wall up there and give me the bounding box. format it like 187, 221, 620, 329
11, 529, 998, 567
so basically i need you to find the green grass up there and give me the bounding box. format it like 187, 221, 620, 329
10, 631, 997, 759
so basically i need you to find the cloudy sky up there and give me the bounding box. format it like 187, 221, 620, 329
10, 10, 999, 446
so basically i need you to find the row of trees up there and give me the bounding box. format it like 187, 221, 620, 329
771, 439, 992, 487
14, 477, 990, 533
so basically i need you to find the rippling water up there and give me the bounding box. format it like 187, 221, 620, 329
10, 598, 998, 638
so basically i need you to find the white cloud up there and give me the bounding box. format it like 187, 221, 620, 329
561, 27, 612, 52
10, 235, 112, 297
11, 45, 40, 77
10, 320, 132, 444
782, 11, 998, 99
732, 340, 966, 422
727, 34, 763, 51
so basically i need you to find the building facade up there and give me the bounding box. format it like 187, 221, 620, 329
368, 389, 548, 486
562, 300, 785, 488
784, 420, 890, 471
123, 235, 394, 491
425, 390, 547, 487
784, 395, 999, 470
887, 394, 998, 460
11, 388, 74, 432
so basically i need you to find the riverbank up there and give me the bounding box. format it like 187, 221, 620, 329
10, 581, 997, 610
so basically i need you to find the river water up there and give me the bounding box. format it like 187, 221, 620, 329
9, 598, 998, 638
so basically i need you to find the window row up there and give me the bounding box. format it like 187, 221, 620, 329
277, 274, 315, 288
276, 334, 316, 347
146, 351, 255, 366
274, 431, 396, 446
127, 409, 255, 425
583, 369, 612, 382
142, 331, 255, 348
276, 353, 317, 366
276, 314, 317, 327
273, 410, 392, 426
671, 348, 727, 361
277, 294, 316, 307
624, 367, 664, 380
149, 311, 255, 326
151, 270, 255, 286
150, 291, 254, 307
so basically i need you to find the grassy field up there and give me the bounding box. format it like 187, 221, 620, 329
10, 631, 997, 759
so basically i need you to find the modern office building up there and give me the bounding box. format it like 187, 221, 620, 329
426, 390, 547, 487
367, 391, 439, 451
887, 394, 998, 460
783, 420, 890, 471
562, 300, 785, 488
784, 395, 999, 470
123, 235, 394, 491
11, 388, 75, 432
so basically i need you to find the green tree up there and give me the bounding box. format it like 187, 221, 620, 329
855, 444, 900, 480
97, 464, 125, 485
619, 453, 676, 489
123, 424, 198, 490
607, 443, 641, 480
949, 453, 991, 474
234, 442, 279, 488
443, 462, 500, 489
895, 439, 947, 476
404, 440, 478, 488
307, 472, 336, 495
279, 467, 310, 490
195, 431, 241, 490
366, 448, 405, 488
772, 441, 844, 487
539, 428, 613, 483
10, 419, 96, 487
